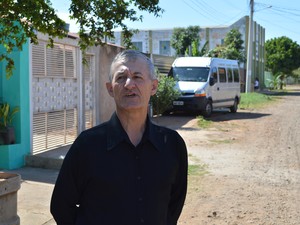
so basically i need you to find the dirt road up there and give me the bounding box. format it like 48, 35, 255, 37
153, 85, 300, 225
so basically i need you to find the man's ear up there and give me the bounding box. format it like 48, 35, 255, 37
106, 82, 114, 97
151, 79, 158, 96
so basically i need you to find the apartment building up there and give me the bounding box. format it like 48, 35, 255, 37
112, 16, 265, 90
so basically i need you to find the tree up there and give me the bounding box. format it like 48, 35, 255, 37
265, 36, 300, 88
0, 0, 68, 78
191, 39, 208, 56
206, 28, 245, 62
224, 28, 244, 51
0, 0, 163, 79
170, 26, 200, 56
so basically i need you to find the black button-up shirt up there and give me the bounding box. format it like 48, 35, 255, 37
51, 113, 188, 225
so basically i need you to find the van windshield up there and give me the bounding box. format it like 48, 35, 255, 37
171, 67, 210, 82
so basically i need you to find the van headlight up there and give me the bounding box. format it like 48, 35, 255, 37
194, 90, 206, 97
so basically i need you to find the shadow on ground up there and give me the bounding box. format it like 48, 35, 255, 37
5, 167, 58, 185
152, 109, 271, 129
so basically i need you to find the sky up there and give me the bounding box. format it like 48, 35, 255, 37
51, 0, 300, 45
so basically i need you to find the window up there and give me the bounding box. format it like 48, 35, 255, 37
227, 68, 233, 83
172, 67, 210, 82
159, 41, 171, 55
218, 67, 227, 83
132, 42, 143, 52
212, 67, 218, 82
233, 68, 240, 82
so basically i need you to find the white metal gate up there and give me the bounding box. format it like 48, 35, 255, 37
31, 40, 80, 153
83, 54, 95, 130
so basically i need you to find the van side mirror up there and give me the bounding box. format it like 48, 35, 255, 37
209, 77, 215, 86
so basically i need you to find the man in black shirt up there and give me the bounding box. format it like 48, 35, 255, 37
50, 50, 188, 225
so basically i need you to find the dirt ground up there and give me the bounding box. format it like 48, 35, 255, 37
152, 85, 300, 225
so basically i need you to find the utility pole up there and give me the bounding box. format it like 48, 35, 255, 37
246, 0, 254, 93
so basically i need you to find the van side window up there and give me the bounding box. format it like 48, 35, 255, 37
212, 67, 218, 82
233, 68, 240, 82
227, 68, 233, 83
218, 67, 226, 83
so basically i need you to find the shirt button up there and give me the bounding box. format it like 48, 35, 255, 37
137, 176, 142, 180
140, 218, 145, 223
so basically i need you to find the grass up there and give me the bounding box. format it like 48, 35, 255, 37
195, 92, 277, 130
239, 92, 276, 110
196, 115, 212, 128
188, 164, 209, 176
188, 154, 209, 176
210, 139, 233, 144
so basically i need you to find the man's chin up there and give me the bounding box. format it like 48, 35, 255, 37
118, 105, 146, 112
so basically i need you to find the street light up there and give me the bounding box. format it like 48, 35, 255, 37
245, 0, 254, 93
245, 1, 271, 93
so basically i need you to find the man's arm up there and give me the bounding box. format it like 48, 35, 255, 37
167, 134, 188, 225
50, 141, 83, 224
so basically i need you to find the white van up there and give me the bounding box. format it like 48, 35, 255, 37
168, 57, 241, 117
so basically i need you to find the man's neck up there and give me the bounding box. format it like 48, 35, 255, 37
116, 109, 148, 146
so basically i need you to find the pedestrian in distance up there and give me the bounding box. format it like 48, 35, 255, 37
254, 77, 260, 91
50, 49, 188, 225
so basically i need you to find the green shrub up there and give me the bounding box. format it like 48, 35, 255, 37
151, 74, 180, 115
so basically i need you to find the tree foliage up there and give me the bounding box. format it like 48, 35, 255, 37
0, 0, 163, 79
170, 26, 200, 56
207, 28, 245, 62
0, 0, 68, 78
265, 36, 300, 76
69, 0, 163, 51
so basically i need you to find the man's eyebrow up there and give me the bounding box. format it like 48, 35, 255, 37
115, 68, 127, 75
132, 71, 143, 75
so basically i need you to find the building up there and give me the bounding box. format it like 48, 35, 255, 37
113, 16, 265, 91
0, 31, 124, 169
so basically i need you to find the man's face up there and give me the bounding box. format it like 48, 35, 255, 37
106, 58, 158, 112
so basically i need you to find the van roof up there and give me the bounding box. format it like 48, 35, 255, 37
172, 57, 239, 67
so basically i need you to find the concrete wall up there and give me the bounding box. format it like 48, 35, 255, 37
94, 44, 124, 123
0, 40, 31, 169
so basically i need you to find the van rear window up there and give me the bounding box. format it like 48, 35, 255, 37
233, 68, 240, 82
171, 67, 210, 82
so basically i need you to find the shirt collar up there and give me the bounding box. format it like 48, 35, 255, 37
107, 112, 162, 152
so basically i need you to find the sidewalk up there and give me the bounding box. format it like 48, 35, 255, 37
6, 167, 59, 225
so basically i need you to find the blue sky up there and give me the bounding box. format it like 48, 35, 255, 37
51, 0, 300, 44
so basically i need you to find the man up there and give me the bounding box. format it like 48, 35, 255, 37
50, 50, 188, 225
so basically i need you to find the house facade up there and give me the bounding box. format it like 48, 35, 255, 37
0, 32, 124, 169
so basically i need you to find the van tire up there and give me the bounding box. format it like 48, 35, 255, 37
202, 101, 213, 117
230, 99, 238, 113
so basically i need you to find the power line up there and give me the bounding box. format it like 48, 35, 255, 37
182, 0, 221, 24
182, 0, 247, 26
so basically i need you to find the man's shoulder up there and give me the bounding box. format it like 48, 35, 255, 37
150, 122, 181, 138
79, 121, 109, 139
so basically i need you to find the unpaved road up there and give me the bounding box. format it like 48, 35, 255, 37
153, 85, 300, 225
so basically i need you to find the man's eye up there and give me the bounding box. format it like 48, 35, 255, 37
116, 76, 126, 82
134, 75, 143, 80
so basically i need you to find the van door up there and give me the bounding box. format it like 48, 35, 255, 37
210, 67, 222, 108
226, 66, 235, 105
211, 67, 228, 108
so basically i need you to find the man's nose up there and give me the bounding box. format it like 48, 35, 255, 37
124, 77, 135, 88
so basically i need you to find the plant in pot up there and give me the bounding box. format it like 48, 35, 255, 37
0, 102, 19, 145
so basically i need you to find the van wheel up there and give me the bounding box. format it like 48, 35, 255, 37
230, 99, 238, 113
202, 101, 212, 117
